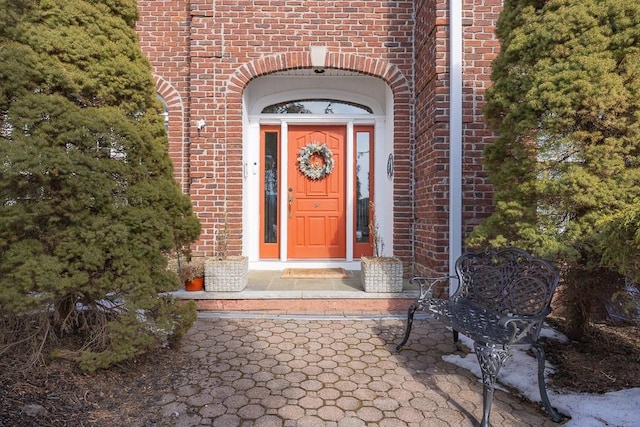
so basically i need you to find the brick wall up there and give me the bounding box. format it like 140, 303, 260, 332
413, 0, 499, 276
136, 2, 191, 192
136, 0, 416, 262
461, 0, 501, 237
137, 0, 500, 270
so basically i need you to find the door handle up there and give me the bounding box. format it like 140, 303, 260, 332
288, 187, 294, 218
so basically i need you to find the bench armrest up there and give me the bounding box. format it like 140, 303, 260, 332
410, 276, 457, 300
498, 306, 552, 345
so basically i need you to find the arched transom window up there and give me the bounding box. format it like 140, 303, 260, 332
261, 99, 373, 115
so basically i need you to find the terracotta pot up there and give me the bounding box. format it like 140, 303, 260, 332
184, 277, 204, 291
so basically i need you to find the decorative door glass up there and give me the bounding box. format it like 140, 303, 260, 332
260, 127, 280, 259
264, 132, 278, 244
354, 127, 373, 257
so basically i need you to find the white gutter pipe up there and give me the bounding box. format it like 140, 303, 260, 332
449, 0, 463, 293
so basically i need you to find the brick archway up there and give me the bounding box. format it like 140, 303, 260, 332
228, 51, 413, 268
154, 76, 188, 193
227, 51, 410, 99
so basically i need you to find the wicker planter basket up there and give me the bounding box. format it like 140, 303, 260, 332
361, 256, 403, 293
205, 256, 248, 292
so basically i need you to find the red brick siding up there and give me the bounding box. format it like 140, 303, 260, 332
136, 2, 191, 191
137, 0, 415, 263
413, 0, 451, 276
413, 0, 499, 276
461, 0, 500, 237
137, 0, 500, 271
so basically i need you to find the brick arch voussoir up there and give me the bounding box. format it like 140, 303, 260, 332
227, 52, 410, 100
153, 75, 187, 192
154, 75, 184, 112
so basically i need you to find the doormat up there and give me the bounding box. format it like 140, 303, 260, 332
281, 268, 351, 279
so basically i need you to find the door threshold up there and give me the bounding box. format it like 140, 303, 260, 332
250, 260, 362, 270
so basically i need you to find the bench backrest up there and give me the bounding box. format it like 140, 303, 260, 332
454, 247, 559, 316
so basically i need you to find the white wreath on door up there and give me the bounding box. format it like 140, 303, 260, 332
297, 142, 334, 180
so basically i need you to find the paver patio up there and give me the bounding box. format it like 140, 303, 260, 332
151, 314, 559, 426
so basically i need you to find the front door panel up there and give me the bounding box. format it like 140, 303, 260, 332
288, 126, 346, 259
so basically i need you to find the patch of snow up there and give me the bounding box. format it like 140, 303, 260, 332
442, 332, 640, 426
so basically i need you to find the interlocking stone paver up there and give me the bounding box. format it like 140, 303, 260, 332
240, 363, 261, 374
150, 316, 560, 427
254, 414, 284, 427
220, 370, 242, 382
346, 360, 367, 370
316, 387, 341, 400
435, 406, 467, 424
304, 365, 323, 376
252, 371, 274, 382
272, 365, 292, 376
352, 387, 378, 401
300, 379, 323, 391
278, 404, 304, 420
356, 405, 384, 422
333, 366, 354, 377
186, 393, 213, 407
372, 396, 400, 411
409, 396, 439, 412
317, 372, 339, 383
295, 415, 328, 427
258, 358, 279, 369
282, 387, 305, 400
212, 414, 240, 427
261, 395, 287, 410
275, 353, 295, 362
174, 413, 203, 427
368, 379, 392, 392
381, 419, 416, 427
334, 379, 358, 392
317, 405, 345, 421
199, 403, 226, 418
299, 396, 323, 409
360, 354, 380, 365
303, 353, 323, 363
330, 341, 350, 351
335, 396, 361, 411
317, 359, 338, 369
232, 377, 256, 390
223, 394, 249, 409
265, 378, 289, 391
395, 405, 425, 423
337, 416, 366, 427
237, 403, 265, 419
349, 372, 372, 384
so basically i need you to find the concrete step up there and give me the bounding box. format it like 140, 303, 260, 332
174, 290, 416, 314
172, 270, 419, 314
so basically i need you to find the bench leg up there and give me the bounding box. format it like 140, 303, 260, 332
396, 302, 418, 350
474, 343, 510, 427
531, 344, 563, 422
453, 329, 461, 350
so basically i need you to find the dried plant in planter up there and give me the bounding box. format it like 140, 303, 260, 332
369, 201, 384, 257
213, 211, 229, 260
205, 209, 248, 291
177, 256, 205, 283
360, 201, 403, 292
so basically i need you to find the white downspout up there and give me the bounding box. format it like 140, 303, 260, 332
449, 0, 463, 292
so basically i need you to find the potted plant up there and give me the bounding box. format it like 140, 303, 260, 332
176, 251, 205, 292
360, 201, 403, 292
204, 210, 248, 291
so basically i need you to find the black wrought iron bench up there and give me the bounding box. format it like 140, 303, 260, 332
396, 247, 563, 427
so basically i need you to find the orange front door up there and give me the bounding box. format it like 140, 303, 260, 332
287, 126, 346, 259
